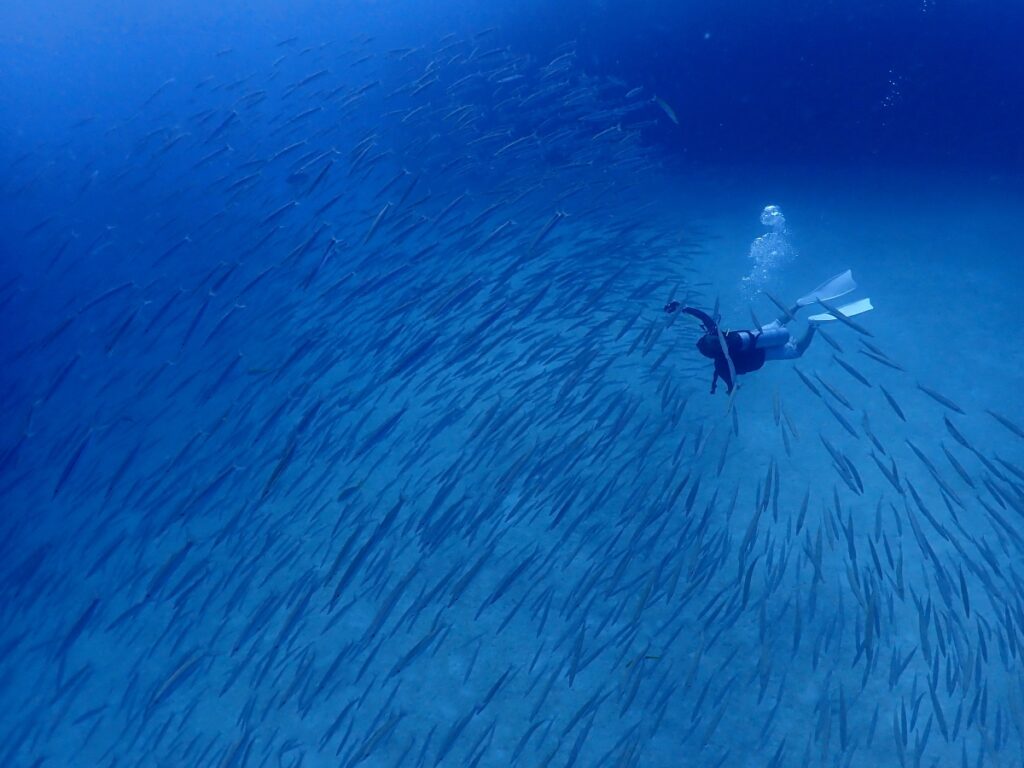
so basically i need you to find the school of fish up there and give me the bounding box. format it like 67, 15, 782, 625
2, 28, 1024, 768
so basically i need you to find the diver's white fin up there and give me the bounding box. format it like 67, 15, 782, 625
797, 269, 857, 307
808, 297, 874, 323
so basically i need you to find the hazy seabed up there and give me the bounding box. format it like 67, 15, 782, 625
1, 28, 1023, 768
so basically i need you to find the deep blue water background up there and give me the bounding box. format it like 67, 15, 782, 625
4, 0, 1024, 167
1, 2, 1023, 767
511, 0, 1024, 167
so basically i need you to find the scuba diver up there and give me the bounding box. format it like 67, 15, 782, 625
665, 270, 873, 395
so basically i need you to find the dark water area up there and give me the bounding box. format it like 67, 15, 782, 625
4, 1, 1022, 168
1, 2, 1023, 767
504, 0, 1024, 168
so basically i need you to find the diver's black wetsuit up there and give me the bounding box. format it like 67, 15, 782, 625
708, 331, 767, 394
665, 302, 767, 395
708, 331, 765, 393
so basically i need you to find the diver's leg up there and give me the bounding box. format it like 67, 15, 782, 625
794, 324, 816, 356
767, 304, 803, 328
754, 327, 791, 349
763, 325, 816, 360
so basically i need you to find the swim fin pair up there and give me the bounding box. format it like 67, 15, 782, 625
796, 270, 874, 323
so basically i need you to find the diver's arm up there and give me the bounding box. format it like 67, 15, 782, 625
714, 356, 734, 395
710, 369, 718, 394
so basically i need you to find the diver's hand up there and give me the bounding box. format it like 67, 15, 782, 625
664, 300, 680, 314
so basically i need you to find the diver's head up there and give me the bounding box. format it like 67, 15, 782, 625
696, 333, 720, 359
679, 307, 722, 358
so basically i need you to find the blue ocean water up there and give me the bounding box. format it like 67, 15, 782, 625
1, 2, 1023, 766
